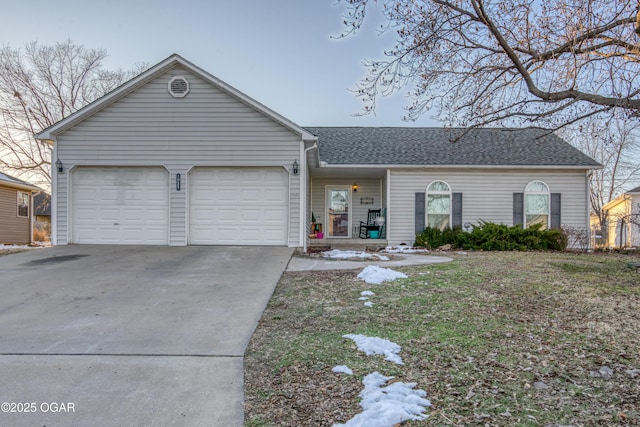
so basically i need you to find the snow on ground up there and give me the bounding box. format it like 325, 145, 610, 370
383, 246, 429, 254
335, 373, 430, 426
332, 365, 353, 375
0, 244, 32, 250
357, 265, 408, 285
333, 372, 431, 427
359, 291, 376, 306
343, 334, 404, 365
322, 250, 390, 261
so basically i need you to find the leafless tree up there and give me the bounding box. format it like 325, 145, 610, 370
0, 40, 145, 188
561, 115, 640, 227
337, 0, 640, 128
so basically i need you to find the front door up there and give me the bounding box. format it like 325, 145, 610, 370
326, 187, 350, 237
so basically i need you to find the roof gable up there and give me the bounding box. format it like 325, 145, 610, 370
626, 185, 640, 194
305, 127, 602, 168
36, 54, 316, 142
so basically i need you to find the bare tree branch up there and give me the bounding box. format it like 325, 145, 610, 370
336, 0, 640, 127
0, 40, 146, 188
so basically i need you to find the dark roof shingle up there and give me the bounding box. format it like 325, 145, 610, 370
304, 127, 601, 167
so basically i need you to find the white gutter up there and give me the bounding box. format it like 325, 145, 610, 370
301, 142, 318, 253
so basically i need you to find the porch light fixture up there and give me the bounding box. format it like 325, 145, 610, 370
55, 158, 63, 173
292, 160, 299, 175
352, 183, 358, 192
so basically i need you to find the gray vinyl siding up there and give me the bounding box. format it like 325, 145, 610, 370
310, 177, 382, 237
388, 169, 589, 246
289, 171, 301, 246
55, 65, 302, 246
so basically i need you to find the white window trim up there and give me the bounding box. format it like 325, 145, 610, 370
17, 191, 30, 218
426, 180, 452, 229
524, 180, 550, 229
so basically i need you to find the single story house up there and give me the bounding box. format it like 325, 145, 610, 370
36, 54, 601, 249
0, 172, 40, 245
591, 186, 640, 249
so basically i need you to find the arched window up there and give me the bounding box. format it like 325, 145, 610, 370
525, 180, 550, 228
427, 181, 451, 230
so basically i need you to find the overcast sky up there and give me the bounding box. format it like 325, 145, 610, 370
2, 0, 440, 127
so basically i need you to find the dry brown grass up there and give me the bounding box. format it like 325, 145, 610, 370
244, 251, 640, 427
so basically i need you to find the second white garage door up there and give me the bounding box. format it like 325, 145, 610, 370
189, 167, 289, 245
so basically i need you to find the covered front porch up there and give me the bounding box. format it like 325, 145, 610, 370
307, 167, 388, 251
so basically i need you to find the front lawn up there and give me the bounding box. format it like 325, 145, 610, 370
244, 251, 640, 426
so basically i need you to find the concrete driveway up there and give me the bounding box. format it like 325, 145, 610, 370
0, 245, 292, 426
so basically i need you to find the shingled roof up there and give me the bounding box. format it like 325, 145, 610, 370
304, 127, 601, 168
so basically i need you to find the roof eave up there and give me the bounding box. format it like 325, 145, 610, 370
0, 180, 40, 192
318, 163, 602, 170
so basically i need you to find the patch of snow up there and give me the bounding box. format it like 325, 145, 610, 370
332, 365, 353, 375
333, 372, 430, 427
343, 334, 403, 365
358, 297, 369, 301
364, 301, 374, 307
360, 290, 375, 297
357, 265, 408, 285
0, 244, 31, 250
322, 250, 389, 261
383, 246, 429, 254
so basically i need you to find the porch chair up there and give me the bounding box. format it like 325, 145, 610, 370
359, 209, 382, 239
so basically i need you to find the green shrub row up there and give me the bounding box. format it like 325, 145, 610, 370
415, 221, 568, 251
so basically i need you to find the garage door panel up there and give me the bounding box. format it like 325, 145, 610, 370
72, 167, 169, 245
189, 167, 288, 245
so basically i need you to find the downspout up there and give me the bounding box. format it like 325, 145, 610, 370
301, 142, 318, 253
386, 169, 391, 244
586, 170, 591, 251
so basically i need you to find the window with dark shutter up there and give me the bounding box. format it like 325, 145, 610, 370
550, 193, 561, 229
452, 193, 463, 228
415, 192, 425, 234
513, 193, 524, 227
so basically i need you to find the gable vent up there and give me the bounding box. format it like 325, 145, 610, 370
168, 76, 189, 98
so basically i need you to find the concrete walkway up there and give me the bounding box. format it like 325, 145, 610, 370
287, 252, 453, 271
0, 245, 292, 427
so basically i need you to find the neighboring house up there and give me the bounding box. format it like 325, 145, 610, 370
33, 192, 51, 225
36, 54, 601, 249
630, 186, 640, 248
592, 186, 640, 249
0, 172, 39, 245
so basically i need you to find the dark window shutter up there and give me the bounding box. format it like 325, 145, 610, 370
415, 192, 425, 234
452, 192, 463, 228
550, 193, 561, 229
513, 193, 524, 227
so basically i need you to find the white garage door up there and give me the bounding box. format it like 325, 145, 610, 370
189, 167, 288, 245
72, 167, 169, 244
